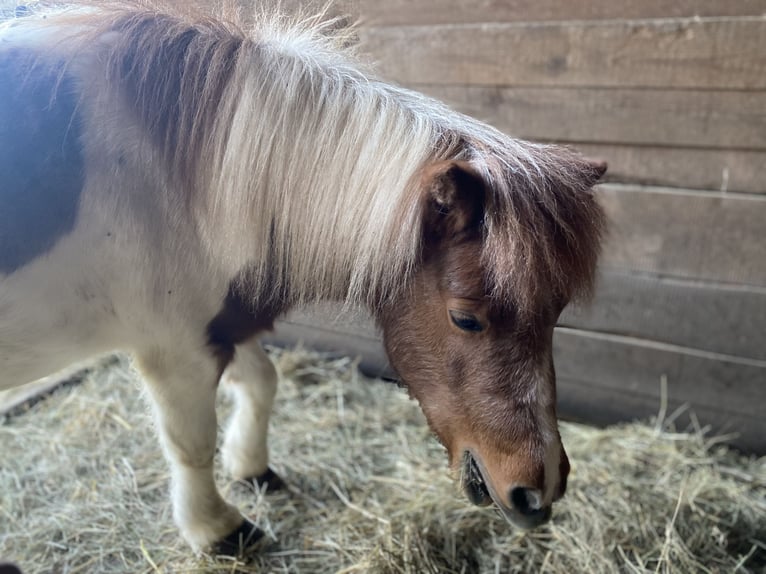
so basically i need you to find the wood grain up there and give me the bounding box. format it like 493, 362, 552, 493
562, 271, 766, 361
264, 316, 394, 380
360, 19, 766, 89
189, 1, 766, 26
553, 327, 766, 453
0, 378, 66, 415
320, 0, 766, 26
0, 359, 110, 416
555, 377, 763, 454
266, 310, 766, 409
418, 85, 766, 149
553, 328, 765, 409
574, 144, 766, 194
598, 185, 766, 286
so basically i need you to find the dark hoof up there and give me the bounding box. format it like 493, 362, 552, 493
213, 519, 264, 557
246, 467, 285, 492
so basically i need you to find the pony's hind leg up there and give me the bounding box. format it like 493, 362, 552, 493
221, 339, 283, 490
134, 347, 261, 554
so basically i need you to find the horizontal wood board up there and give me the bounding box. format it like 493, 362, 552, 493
245, 0, 766, 25
553, 329, 765, 453
419, 85, 766, 150
265, 318, 393, 378
305, 0, 766, 25
573, 145, 766, 194
270, 273, 766, 362
0, 357, 116, 416
360, 19, 766, 90
555, 378, 764, 454
553, 328, 764, 409
0, 377, 67, 416
598, 185, 766, 287
562, 271, 766, 361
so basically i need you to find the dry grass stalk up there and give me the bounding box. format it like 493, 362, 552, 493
1, 348, 764, 573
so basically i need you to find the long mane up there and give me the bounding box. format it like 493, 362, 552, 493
37, 1, 604, 313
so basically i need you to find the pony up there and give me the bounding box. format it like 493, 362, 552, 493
0, 2, 605, 554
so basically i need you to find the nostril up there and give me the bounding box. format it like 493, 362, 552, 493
510, 486, 543, 516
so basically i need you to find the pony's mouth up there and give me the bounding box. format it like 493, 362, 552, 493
461, 451, 553, 530
461, 451, 493, 506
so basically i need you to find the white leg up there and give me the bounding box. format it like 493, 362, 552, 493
135, 347, 254, 552
221, 340, 279, 482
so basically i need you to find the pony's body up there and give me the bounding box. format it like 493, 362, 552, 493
0, 4, 605, 553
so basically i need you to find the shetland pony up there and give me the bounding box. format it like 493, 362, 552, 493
0, 3, 605, 554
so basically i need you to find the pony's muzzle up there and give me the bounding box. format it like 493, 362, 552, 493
510, 485, 542, 514
507, 486, 551, 529
461, 451, 554, 530
462, 451, 493, 507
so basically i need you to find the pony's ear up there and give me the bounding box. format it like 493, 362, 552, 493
421, 160, 486, 241
581, 157, 608, 187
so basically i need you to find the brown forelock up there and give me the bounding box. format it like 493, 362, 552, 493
477, 144, 606, 319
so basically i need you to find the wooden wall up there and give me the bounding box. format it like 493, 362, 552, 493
258, 1, 766, 454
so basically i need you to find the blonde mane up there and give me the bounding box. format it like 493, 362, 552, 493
44, 1, 603, 314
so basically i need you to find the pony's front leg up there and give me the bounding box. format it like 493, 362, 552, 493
221, 339, 283, 490
135, 348, 261, 554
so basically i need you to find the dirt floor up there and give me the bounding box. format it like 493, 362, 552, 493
0, 348, 764, 573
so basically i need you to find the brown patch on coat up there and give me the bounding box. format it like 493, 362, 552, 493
206, 282, 284, 373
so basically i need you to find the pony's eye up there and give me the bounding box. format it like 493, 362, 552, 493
449, 310, 484, 332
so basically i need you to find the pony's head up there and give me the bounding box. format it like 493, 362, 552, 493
378, 145, 605, 529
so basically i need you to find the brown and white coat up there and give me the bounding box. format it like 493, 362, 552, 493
0, 2, 605, 553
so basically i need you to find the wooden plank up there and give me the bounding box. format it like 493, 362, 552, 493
275, 281, 766, 365
0, 358, 112, 416
553, 328, 766, 424
263, 315, 394, 380
360, 19, 766, 89
598, 185, 766, 286
0, 377, 67, 415
574, 144, 766, 194
316, 1, 766, 26
417, 85, 766, 150
555, 378, 764, 454
562, 271, 766, 361
192, 1, 766, 25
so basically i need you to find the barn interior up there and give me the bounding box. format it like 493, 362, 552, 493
1, 1, 764, 573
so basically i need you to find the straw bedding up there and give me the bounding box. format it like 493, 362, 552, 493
0, 348, 764, 573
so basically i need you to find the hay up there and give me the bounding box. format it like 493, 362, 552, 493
0, 348, 764, 573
